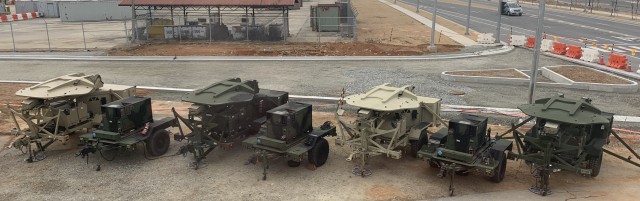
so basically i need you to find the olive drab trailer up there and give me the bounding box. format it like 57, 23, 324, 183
172, 78, 289, 169
78, 96, 177, 170
243, 102, 337, 180
335, 84, 445, 176
7, 73, 135, 162
417, 114, 513, 196
503, 95, 640, 196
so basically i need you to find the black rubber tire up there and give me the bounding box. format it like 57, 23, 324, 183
410, 131, 428, 158
308, 137, 329, 167
587, 152, 603, 177
145, 130, 171, 156
287, 160, 301, 167
518, 13, 522, 16
490, 153, 507, 183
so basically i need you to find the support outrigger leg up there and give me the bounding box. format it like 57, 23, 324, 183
260, 152, 269, 181
530, 143, 553, 196
448, 170, 455, 196
25, 140, 48, 163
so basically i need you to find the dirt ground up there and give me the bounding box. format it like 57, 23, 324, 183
108, 42, 462, 56
447, 69, 529, 79
1, 83, 640, 200
351, 0, 462, 46
550, 66, 633, 84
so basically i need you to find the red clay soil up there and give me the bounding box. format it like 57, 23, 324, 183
550, 66, 632, 84
108, 42, 462, 56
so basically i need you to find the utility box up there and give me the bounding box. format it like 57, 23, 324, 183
264, 102, 313, 143
38, 1, 59, 18
310, 3, 340, 32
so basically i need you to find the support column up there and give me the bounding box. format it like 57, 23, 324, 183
131, 0, 137, 42
429, 0, 437, 49
495, 0, 502, 43
528, 0, 547, 104
246, 7, 249, 41
208, 6, 212, 42
465, 0, 471, 35
217, 7, 221, 24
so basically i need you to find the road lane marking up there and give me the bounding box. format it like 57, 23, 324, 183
615, 46, 634, 52
600, 45, 625, 53
591, 47, 611, 52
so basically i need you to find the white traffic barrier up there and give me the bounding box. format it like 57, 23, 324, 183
540, 39, 554, 52
510, 35, 526, 46
477, 33, 495, 44
581, 48, 600, 63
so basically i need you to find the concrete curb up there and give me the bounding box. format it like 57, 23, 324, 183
542, 52, 640, 80
0, 46, 514, 61
440, 68, 532, 86
440, 66, 638, 93
517, 46, 640, 80
541, 65, 638, 93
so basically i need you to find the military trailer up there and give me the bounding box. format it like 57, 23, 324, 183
243, 102, 337, 180
78, 96, 177, 169
172, 78, 289, 169
335, 83, 445, 176
417, 113, 512, 196
504, 95, 640, 195
8, 73, 135, 162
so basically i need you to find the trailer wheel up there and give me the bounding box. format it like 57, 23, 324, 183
308, 137, 329, 167
410, 131, 428, 158
587, 152, 603, 177
490, 153, 507, 183
146, 130, 171, 156
287, 160, 301, 167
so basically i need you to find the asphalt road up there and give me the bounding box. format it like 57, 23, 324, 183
399, 0, 640, 71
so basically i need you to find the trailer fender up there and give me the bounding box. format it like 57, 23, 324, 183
136, 117, 176, 141
409, 122, 430, 141
585, 138, 607, 156
490, 139, 513, 160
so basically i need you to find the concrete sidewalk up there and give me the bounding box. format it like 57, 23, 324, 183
379, 0, 478, 46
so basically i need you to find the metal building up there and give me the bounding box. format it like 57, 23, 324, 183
59, 1, 133, 22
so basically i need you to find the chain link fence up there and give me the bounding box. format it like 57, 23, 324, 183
130, 12, 356, 43
0, 16, 356, 52
1, 1, 359, 51
0, 19, 130, 51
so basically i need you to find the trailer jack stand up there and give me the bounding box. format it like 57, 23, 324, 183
448, 171, 455, 196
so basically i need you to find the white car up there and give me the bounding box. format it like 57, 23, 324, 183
502, 2, 523, 16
